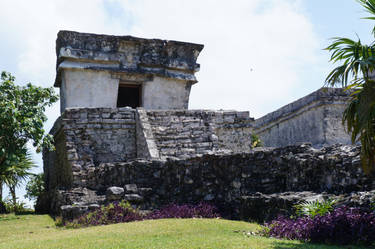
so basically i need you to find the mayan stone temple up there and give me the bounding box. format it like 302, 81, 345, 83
41, 31, 375, 221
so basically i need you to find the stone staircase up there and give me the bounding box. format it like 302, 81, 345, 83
146, 110, 218, 158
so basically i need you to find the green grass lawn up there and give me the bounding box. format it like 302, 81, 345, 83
0, 214, 366, 249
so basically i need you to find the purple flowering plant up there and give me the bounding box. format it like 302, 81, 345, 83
263, 206, 375, 246
63, 201, 220, 228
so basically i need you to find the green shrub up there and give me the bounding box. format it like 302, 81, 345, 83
294, 199, 336, 218
250, 134, 263, 148
24, 173, 45, 201
3, 198, 33, 214
55, 216, 64, 227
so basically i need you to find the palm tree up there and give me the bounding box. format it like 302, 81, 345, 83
325, 0, 375, 173
0, 151, 35, 208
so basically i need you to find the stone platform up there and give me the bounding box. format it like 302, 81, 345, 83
42, 112, 374, 221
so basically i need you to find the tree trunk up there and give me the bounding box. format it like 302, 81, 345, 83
0, 181, 2, 202
9, 184, 16, 210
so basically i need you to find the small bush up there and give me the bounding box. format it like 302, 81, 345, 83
2, 198, 32, 214
264, 206, 375, 246
294, 199, 335, 218
65, 201, 143, 228
250, 134, 263, 148
65, 202, 220, 228
25, 173, 45, 201
0, 201, 8, 214
54, 216, 64, 227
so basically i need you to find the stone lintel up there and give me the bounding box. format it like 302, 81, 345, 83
54, 30, 204, 87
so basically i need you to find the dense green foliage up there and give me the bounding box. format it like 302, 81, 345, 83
24, 173, 44, 201
0, 214, 365, 249
0, 71, 58, 202
325, 0, 375, 173
0, 71, 58, 166
294, 199, 336, 218
1, 198, 32, 214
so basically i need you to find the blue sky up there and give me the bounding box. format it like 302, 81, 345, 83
0, 0, 374, 206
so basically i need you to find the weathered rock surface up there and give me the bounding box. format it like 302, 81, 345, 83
147, 110, 253, 158
106, 187, 125, 201
254, 88, 352, 147
55, 30, 204, 87
43, 142, 375, 221
240, 190, 375, 222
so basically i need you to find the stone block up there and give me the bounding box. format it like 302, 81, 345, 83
106, 186, 125, 201
124, 194, 143, 202
124, 184, 138, 193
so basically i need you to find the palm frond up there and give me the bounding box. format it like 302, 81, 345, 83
0, 150, 35, 187
357, 0, 375, 36
343, 82, 375, 173
325, 37, 375, 87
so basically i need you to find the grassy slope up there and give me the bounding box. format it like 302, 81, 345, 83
0, 214, 364, 249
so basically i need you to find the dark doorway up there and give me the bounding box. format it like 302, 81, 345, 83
117, 84, 141, 108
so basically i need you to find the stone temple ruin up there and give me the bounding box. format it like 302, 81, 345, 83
41, 31, 375, 221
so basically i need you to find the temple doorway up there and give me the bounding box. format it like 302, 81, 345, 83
117, 84, 142, 108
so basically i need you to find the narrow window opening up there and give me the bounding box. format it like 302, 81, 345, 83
117, 84, 141, 108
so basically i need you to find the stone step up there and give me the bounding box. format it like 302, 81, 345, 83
147, 111, 217, 157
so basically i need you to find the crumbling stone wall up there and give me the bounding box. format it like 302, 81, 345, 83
44, 107, 137, 191
214, 111, 253, 153
90, 144, 367, 200
47, 143, 375, 221
44, 107, 373, 221
44, 108, 255, 193
147, 110, 253, 158
254, 88, 352, 147
43, 122, 72, 191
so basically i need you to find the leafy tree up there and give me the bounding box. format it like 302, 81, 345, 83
325, 0, 375, 173
24, 173, 44, 201
0, 71, 58, 200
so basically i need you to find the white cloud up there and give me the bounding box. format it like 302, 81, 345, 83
117, 0, 322, 116
0, 0, 321, 116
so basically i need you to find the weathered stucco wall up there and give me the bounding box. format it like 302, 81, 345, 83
142, 77, 191, 109
60, 69, 119, 112
55, 30, 203, 112
60, 69, 193, 111
253, 88, 352, 147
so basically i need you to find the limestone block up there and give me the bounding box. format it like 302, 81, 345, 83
124, 194, 143, 203
124, 184, 138, 194
106, 187, 125, 201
